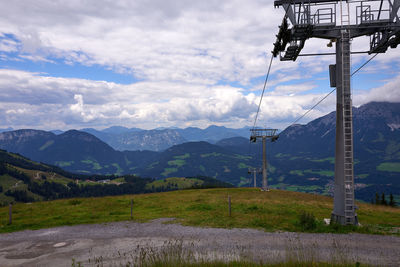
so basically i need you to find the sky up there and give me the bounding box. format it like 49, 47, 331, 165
0, 0, 399, 131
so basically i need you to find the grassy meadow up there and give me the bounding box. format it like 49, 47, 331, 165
0, 188, 399, 234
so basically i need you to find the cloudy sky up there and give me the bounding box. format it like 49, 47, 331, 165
0, 0, 399, 131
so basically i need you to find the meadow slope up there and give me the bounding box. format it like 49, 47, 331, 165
1, 188, 399, 235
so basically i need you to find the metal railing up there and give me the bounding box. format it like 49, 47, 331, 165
294, 4, 336, 26
356, 4, 390, 24
313, 7, 336, 25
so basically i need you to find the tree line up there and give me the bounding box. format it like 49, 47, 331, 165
27, 176, 152, 200
372, 192, 396, 207
1, 158, 233, 205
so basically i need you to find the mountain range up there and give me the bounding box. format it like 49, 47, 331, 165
2, 125, 252, 152
80, 125, 251, 151
0, 101, 399, 202
0, 149, 232, 204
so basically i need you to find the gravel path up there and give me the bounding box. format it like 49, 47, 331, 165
0, 219, 399, 266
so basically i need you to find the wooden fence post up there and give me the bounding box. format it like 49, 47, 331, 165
228, 196, 231, 217
9, 203, 12, 224
130, 199, 133, 220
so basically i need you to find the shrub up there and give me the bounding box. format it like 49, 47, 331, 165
298, 210, 317, 231
389, 193, 396, 207
5, 189, 34, 203
68, 199, 82, 206
381, 193, 387, 206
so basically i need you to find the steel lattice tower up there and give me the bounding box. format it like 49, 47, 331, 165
250, 128, 279, 191
273, 0, 400, 225
248, 167, 262, 188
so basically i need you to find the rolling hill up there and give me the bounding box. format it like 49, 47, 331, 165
0, 129, 131, 175
139, 141, 253, 186
0, 102, 399, 202
0, 129, 252, 182
215, 102, 400, 202
0, 149, 232, 205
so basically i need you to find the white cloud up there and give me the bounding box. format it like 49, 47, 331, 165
0, 38, 18, 52
271, 83, 316, 96
70, 94, 83, 112
354, 74, 400, 106
0, 68, 398, 130
0, 0, 282, 85
19, 54, 55, 63
0, 1, 399, 131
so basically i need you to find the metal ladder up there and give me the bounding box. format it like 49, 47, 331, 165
341, 30, 355, 225
340, 0, 351, 26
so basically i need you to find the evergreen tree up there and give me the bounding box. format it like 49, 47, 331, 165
375, 192, 380, 205
381, 193, 387, 206
0, 162, 7, 175
389, 193, 396, 207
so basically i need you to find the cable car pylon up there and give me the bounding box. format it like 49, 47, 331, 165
250, 128, 279, 191
272, 0, 400, 225
248, 167, 262, 188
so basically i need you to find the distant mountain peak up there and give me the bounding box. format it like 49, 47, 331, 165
0, 129, 55, 141
60, 130, 105, 143
356, 101, 400, 124
206, 125, 227, 129
102, 126, 132, 134
0, 127, 13, 133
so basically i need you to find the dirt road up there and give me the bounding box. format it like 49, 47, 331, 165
0, 219, 399, 266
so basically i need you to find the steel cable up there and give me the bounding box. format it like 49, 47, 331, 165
252, 54, 274, 130
282, 53, 379, 132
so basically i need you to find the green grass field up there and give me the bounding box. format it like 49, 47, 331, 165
1, 188, 399, 235
147, 177, 203, 190
377, 162, 400, 172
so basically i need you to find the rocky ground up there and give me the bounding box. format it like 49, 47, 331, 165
0, 218, 399, 266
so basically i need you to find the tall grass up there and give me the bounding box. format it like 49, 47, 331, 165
71, 237, 367, 267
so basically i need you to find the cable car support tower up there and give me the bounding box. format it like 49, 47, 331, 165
273, 0, 400, 225
248, 167, 262, 188
250, 129, 279, 191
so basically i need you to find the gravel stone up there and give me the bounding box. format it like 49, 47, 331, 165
0, 219, 399, 266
